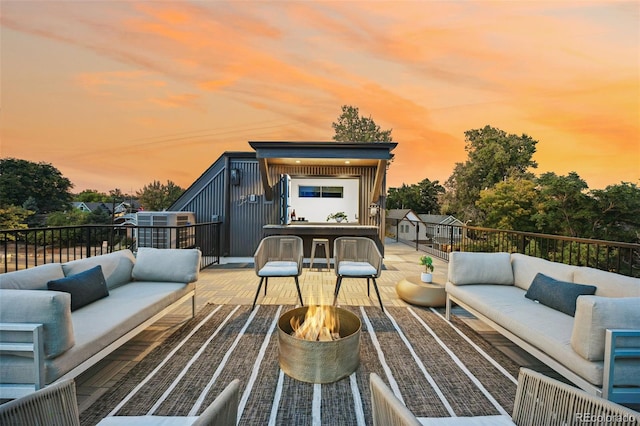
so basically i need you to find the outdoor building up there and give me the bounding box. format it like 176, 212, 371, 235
170, 141, 397, 257
418, 214, 464, 251
385, 208, 424, 241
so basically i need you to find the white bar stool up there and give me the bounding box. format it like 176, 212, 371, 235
309, 238, 331, 271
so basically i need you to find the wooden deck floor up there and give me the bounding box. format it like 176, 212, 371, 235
74, 240, 551, 415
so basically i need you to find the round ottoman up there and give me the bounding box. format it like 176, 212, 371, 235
396, 275, 446, 307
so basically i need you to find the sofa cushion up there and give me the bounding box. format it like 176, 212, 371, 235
0, 263, 65, 290
63, 250, 135, 290
511, 253, 576, 291
448, 252, 513, 286
338, 261, 378, 276
572, 267, 640, 298
571, 296, 640, 362
0, 289, 74, 359
47, 265, 109, 311
132, 248, 201, 283
525, 273, 596, 316
258, 261, 299, 277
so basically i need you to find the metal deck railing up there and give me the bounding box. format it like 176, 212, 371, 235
387, 219, 639, 277
1, 222, 221, 273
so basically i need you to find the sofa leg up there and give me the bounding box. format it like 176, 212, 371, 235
445, 295, 451, 321
191, 294, 196, 318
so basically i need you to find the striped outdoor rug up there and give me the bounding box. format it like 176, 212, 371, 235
81, 304, 520, 425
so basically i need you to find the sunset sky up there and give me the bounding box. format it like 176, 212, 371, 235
1, 1, 638, 194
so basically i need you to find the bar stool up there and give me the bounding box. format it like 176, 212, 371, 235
309, 238, 331, 271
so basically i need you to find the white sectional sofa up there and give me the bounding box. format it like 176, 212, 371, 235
445, 252, 640, 403
0, 247, 201, 398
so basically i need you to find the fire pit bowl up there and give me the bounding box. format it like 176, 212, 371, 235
278, 306, 361, 384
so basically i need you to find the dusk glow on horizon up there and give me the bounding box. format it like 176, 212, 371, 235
1, 1, 638, 194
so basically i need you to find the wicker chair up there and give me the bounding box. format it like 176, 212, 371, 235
0, 378, 80, 426
252, 235, 304, 310
333, 237, 384, 311
0, 378, 241, 426
370, 368, 639, 426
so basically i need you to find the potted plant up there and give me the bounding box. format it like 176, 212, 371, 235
419, 255, 434, 283
326, 212, 348, 223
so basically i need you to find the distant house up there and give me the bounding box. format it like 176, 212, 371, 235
418, 214, 463, 250
170, 141, 397, 257
72, 202, 111, 215
386, 209, 424, 241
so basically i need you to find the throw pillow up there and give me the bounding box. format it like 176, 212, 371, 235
47, 265, 109, 311
525, 273, 596, 316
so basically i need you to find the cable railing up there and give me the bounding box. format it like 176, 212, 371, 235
386, 219, 640, 277
1, 222, 221, 273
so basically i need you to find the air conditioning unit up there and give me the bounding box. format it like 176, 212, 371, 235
136, 211, 196, 249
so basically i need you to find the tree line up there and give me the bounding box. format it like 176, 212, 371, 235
0, 158, 184, 229
387, 125, 639, 244
1, 106, 638, 244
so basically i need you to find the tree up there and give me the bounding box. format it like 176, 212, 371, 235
387, 178, 444, 213
332, 105, 393, 142
416, 178, 445, 214
0, 158, 73, 213
387, 184, 421, 210
75, 189, 108, 202
533, 172, 594, 237
443, 125, 538, 221
477, 178, 539, 232
137, 180, 184, 211
0, 205, 34, 231
590, 182, 640, 243
46, 209, 88, 227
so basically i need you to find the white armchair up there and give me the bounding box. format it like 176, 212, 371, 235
252, 235, 304, 310
333, 237, 384, 311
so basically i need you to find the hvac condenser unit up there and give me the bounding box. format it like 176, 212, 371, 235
136, 211, 196, 249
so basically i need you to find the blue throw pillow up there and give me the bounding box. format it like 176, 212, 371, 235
47, 265, 109, 311
525, 273, 596, 316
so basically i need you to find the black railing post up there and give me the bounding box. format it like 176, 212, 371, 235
415, 222, 419, 251
85, 227, 92, 259
449, 225, 454, 250
395, 219, 399, 243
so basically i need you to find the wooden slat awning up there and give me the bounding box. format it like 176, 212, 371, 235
249, 141, 397, 201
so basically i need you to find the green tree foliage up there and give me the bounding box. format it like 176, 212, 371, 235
332, 105, 393, 142
86, 207, 112, 224
137, 180, 184, 211
0, 205, 33, 231
443, 126, 537, 221
590, 182, 640, 243
75, 189, 108, 202
387, 178, 444, 213
533, 172, 595, 237
0, 158, 73, 213
46, 209, 88, 227
477, 178, 539, 232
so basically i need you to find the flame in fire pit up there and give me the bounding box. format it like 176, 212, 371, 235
290, 305, 340, 341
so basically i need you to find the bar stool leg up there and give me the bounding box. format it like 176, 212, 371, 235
310, 242, 317, 270
323, 242, 330, 270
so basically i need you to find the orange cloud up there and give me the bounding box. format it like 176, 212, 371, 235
1, 1, 637, 193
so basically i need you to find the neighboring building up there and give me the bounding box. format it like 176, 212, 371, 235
418, 214, 464, 250
386, 209, 425, 241
170, 141, 397, 257
72, 202, 111, 215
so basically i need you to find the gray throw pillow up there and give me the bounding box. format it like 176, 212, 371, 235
525, 273, 596, 316
47, 265, 109, 311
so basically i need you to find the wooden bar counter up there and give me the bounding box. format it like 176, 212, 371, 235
263, 223, 383, 257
